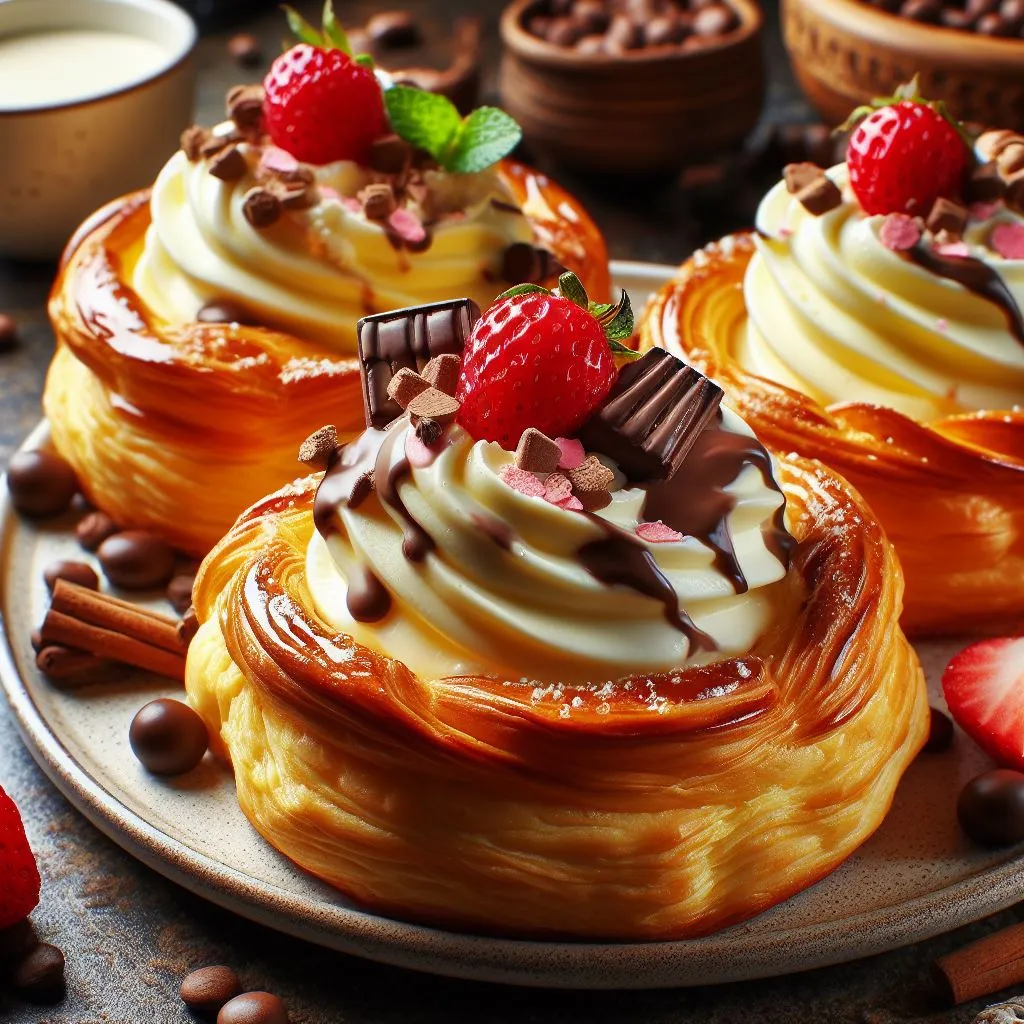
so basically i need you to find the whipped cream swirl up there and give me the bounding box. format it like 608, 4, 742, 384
741, 162, 1024, 422
307, 411, 791, 685
130, 133, 534, 352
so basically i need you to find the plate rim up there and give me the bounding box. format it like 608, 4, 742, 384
3, 259, 1024, 990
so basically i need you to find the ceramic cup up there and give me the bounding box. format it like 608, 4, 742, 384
0, 0, 197, 260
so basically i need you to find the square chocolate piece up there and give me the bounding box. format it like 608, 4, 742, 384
357, 299, 479, 428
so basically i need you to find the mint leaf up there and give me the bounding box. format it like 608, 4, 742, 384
321, 0, 351, 53
603, 293, 635, 342
384, 85, 462, 162
496, 283, 550, 301
283, 5, 323, 46
558, 272, 588, 310
445, 107, 522, 175
608, 339, 642, 359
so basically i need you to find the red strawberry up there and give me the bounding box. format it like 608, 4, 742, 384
942, 637, 1024, 770
263, 44, 386, 166
0, 784, 41, 929
846, 93, 969, 217
456, 280, 626, 449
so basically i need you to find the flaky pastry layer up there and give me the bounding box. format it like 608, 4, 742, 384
641, 234, 1024, 637
45, 166, 610, 556
185, 457, 927, 940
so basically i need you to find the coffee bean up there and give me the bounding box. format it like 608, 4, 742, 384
97, 531, 176, 590
922, 706, 954, 753
166, 574, 196, 615
10, 943, 65, 1004
181, 965, 242, 1014
75, 510, 120, 551
0, 312, 17, 351
546, 15, 584, 45
967, 0, 999, 14
900, 0, 942, 19
197, 300, 257, 326
367, 10, 422, 48
43, 560, 99, 593
572, 0, 609, 33
0, 919, 39, 967
958, 769, 1024, 847
7, 450, 78, 519
218, 991, 290, 1024
606, 13, 643, 49
130, 699, 208, 776
693, 3, 739, 35
645, 14, 686, 44
940, 8, 977, 26
977, 10, 1014, 31
1002, 0, 1024, 24
575, 33, 606, 52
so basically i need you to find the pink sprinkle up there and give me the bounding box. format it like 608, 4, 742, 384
936, 318, 948, 332
388, 208, 426, 244
542, 474, 573, 504
499, 464, 545, 498
936, 241, 970, 258
342, 197, 362, 214
991, 223, 1024, 260
405, 432, 437, 468
637, 521, 684, 543
319, 185, 341, 202
879, 213, 921, 252
260, 146, 299, 173
557, 495, 584, 511
555, 437, 585, 470
970, 201, 1001, 222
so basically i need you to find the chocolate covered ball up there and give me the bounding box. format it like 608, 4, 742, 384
7, 450, 78, 519
130, 699, 208, 776
98, 531, 176, 590
181, 965, 242, 1014
958, 769, 1024, 847
217, 991, 290, 1024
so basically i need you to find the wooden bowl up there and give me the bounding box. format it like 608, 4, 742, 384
783, 0, 1024, 131
499, 0, 765, 174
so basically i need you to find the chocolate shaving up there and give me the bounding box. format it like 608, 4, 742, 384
298, 425, 339, 469
578, 348, 724, 482
357, 299, 480, 428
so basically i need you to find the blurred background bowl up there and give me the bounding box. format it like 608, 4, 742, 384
783, 0, 1024, 131
0, 0, 197, 261
499, 0, 765, 176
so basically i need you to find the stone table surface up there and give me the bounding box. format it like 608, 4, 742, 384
0, 2, 1018, 1021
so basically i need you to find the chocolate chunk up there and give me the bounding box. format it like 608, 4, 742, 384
130, 699, 208, 776
43, 560, 99, 593
0, 312, 18, 351
578, 348, 724, 482
795, 175, 843, 215
7, 450, 78, 519
784, 162, 824, 194
567, 455, 615, 509
274, 182, 318, 211
367, 10, 422, 48
922, 706, 954, 753
181, 965, 243, 1014
10, 942, 65, 1004
97, 531, 176, 590
200, 131, 238, 160
965, 161, 1007, 203
197, 300, 258, 326
209, 145, 247, 182
360, 182, 397, 220
421, 353, 461, 396
406, 387, 460, 427
368, 134, 412, 174
217, 991, 290, 1024
298, 425, 339, 469
958, 769, 1024, 847
167, 574, 195, 615
76, 510, 119, 551
226, 85, 265, 133
927, 197, 968, 237
515, 428, 562, 473
242, 187, 282, 229
387, 367, 431, 409
180, 125, 210, 161
357, 299, 480, 428
227, 32, 263, 67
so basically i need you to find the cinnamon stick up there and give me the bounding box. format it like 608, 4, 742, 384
50, 579, 183, 653
933, 920, 1024, 1005
40, 609, 185, 682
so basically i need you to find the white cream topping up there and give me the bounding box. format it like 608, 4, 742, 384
740, 162, 1024, 421
306, 410, 789, 685
130, 132, 534, 352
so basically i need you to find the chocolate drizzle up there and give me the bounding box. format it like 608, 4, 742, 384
377, 427, 435, 562
347, 566, 392, 622
906, 242, 1024, 345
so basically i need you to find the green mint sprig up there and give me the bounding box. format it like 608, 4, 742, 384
383, 85, 522, 175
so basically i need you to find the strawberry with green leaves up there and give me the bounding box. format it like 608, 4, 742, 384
264, 2, 522, 172
0, 783, 40, 930
456, 272, 636, 449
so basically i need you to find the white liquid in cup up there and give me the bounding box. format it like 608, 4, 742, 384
0, 30, 170, 107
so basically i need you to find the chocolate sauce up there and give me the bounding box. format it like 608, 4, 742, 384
346, 566, 392, 622
470, 513, 515, 551
907, 242, 1024, 345
377, 428, 434, 562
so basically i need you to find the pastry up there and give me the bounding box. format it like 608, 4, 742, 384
643, 85, 1024, 636
185, 278, 927, 939
45, 6, 609, 556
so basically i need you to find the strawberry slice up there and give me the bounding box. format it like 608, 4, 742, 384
0, 784, 41, 929
942, 637, 1024, 770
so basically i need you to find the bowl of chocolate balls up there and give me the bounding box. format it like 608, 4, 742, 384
783, 0, 1024, 131
499, 0, 765, 174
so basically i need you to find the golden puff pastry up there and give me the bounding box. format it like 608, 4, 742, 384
185, 438, 927, 940
642, 233, 1024, 638
45, 162, 609, 557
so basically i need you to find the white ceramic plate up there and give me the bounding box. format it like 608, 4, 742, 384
2, 261, 1022, 990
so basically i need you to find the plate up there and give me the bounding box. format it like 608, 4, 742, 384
2, 260, 1022, 990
